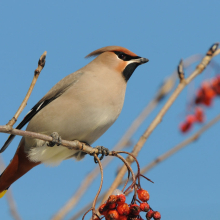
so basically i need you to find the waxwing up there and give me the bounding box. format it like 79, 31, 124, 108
0, 46, 149, 197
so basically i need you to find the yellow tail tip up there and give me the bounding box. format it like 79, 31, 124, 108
0, 190, 7, 198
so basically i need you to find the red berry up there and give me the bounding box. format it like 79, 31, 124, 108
127, 217, 138, 220
195, 89, 203, 104
137, 189, 150, 202
200, 82, 216, 106
212, 75, 220, 95
179, 115, 196, 133
194, 107, 205, 123
139, 202, 150, 212
146, 210, 154, 220
153, 211, 161, 220
203, 96, 213, 106
117, 194, 126, 205
129, 204, 140, 216
118, 215, 128, 220
107, 195, 117, 204
108, 202, 117, 209
180, 121, 192, 133
116, 203, 130, 215
195, 81, 216, 106
186, 115, 196, 124
106, 210, 119, 220
98, 203, 108, 215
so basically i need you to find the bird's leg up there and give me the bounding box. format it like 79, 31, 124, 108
92, 146, 110, 163
47, 132, 62, 147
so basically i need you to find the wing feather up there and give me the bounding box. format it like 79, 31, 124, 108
0, 71, 83, 153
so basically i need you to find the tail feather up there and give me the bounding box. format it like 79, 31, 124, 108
0, 134, 16, 153
0, 138, 40, 197
0, 190, 7, 198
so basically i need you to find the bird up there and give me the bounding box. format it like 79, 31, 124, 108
0, 46, 149, 198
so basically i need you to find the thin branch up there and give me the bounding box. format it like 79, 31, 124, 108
7, 51, 47, 127
0, 156, 22, 220
177, 59, 184, 82
0, 125, 99, 155
100, 44, 220, 204
91, 155, 103, 219
111, 152, 136, 192
52, 54, 205, 220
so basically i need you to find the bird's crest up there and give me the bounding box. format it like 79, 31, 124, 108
85, 46, 138, 58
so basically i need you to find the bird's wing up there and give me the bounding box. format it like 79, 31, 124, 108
0, 71, 84, 153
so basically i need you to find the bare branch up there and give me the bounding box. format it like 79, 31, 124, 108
0, 125, 99, 155
7, 51, 47, 127
177, 59, 184, 82
0, 156, 22, 220
92, 155, 103, 219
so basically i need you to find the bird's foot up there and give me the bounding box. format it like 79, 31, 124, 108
92, 146, 110, 163
47, 132, 62, 147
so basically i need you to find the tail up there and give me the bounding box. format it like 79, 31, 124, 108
0, 138, 40, 198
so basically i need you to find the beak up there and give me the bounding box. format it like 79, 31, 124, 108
133, 57, 149, 65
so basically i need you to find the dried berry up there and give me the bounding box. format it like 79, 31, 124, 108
116, 203, 130, 215
146, 210, 154, 220
107, 195, 118, 204
118, 215, 128, 220
117, 194, 126, 205
129, 204, 140, 216
140, 202, 150, 212
98, 203, 108, 215
137, 189, 150, 202
106, 210, 119, 220
153, 211, 161, 220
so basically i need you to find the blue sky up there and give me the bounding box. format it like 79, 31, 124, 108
0, 1, 220, 220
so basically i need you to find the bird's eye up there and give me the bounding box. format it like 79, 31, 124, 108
118, 53, 127, 61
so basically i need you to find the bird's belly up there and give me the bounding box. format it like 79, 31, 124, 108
25, 100, 122, 165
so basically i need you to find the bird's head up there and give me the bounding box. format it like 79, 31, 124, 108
86, 46, 149, 81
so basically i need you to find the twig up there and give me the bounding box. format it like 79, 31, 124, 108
82, 208, 93, 220
91, 155, 103, 219
52, 54, 204, 220
7, 51, 47, 127
111, 152, 136, 193
177, 59, 184, 82
100, 43, 220, 204
0, 156, 22, 220
0, 125, 99, 155
116, 151, 141, 187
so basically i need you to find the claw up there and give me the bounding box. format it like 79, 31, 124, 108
47, 132, 62, 147
93, 146, 110, 163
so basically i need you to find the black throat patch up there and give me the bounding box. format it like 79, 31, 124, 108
123, 62, 140, 82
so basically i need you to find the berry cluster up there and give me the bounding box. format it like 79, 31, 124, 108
97, 189, 161, 220
180, 107, 204, 132
180, 74, 220, 133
